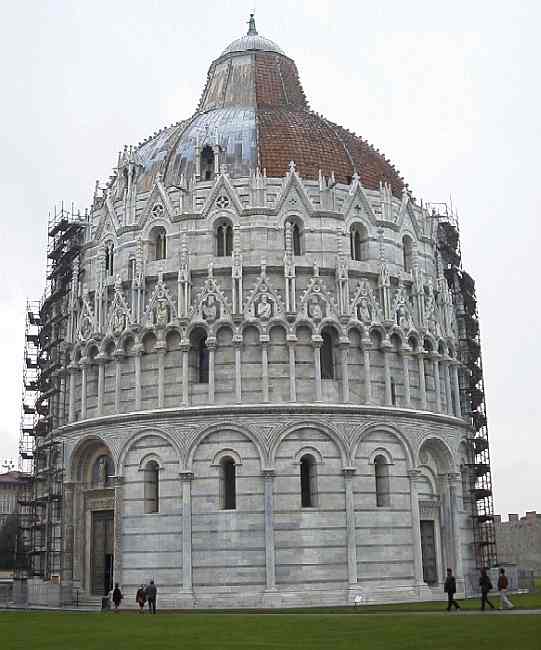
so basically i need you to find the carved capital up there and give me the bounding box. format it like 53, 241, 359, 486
407, 469, 422, 481
261, 468, 275, 480
342, 467, 356, 477
179, 470, 194, 482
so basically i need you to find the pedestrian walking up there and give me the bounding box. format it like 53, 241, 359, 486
112, 583, 123, 612
444, 568, 461, 611
136, 584, 146, 613
145, 579, 157, 614
479, 567, 495, 610
497, 568, 514, 610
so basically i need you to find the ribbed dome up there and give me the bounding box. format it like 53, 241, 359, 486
130, 17, 404, 198
220, 15, 285, 56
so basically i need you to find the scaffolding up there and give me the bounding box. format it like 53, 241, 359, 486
17, 204, 86, 583
431, 203, 498, 569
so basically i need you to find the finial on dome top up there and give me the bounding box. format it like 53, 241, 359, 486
247, 13, 258, 35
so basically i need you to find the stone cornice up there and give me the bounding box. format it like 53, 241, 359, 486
55, 401, 471, 436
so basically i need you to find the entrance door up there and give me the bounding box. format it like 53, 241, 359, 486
91, 510, 114, 595
420, 520, 438, 584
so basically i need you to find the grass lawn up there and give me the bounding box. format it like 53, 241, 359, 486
2, 609, 541, 650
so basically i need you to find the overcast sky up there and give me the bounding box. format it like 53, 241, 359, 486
0, 0, 539, 518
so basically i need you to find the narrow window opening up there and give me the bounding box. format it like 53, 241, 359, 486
144, 460, 160, 514
198, 335, 209, 384
402, 235, 413, 272
300, 454, 317, 508
201, 145, 215, 181
220, 456, 236, 510
321, 331, 335, 379
105, 244, 114, 277
92, 455, 115, 488
154, 228, 167, 261
374, 455, 391, 507
216, 222, 233, 256
391, 377, 397, 405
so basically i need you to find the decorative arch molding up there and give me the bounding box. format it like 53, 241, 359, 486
417, 464, 439, 496
186, 422, 265, 471
368, 447, 394, 466
138, 452, 165, 472
350, 422, 414, 469
142, 216, 172, 241
67, 433, 113, 483
293, 445, 324, 466
211, 448, 243, 467
269, 420, 348, 467
116, 428, 183, 476
417, 435, 456, 474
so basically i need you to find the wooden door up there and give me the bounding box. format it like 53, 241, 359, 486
91, 510, 114, 595
420, 519, 438, 584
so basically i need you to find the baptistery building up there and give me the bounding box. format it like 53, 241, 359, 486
18, 17, 497, 608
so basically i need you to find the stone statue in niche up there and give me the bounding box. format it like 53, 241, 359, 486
356, 297, 372, 324
202, 294, 219, 322
256, 293, 273, 320
112, 308, 126, 336
154, 299, 169, 328
308, 295, 324, 321
80, 316, 92, 340
397, 303, 412, 332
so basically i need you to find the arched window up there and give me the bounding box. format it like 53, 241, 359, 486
220, 456, 236, 510
284, 219, 303, 256
321, 331, 335, 380
350, 223, 368, 261
150, 226, 167, 261
144, 460, 160, 514
402, 235, 414, 272
391, 377, 397, 406
104, 243, 114, 277
374, 455, 390, 507
92, 455, 115, 487
216, 220, 233, 257
300, 454, 318, 508
201, 145, 215, 181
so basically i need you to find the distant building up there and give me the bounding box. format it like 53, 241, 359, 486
494, 512, 541, 576
0, 472, 31, 527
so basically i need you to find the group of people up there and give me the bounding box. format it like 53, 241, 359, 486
109, 580, 158, 614
444, 567, 514, 611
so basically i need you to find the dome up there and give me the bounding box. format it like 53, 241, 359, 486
130, 16, 404, 197
220, 15, 285, 57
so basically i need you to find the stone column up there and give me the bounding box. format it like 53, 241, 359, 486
134, 345, 143, 410
433, 355, 441, 412
407, 470, 426, 595
234, 335, 242, 403
261, 336, 270, 403
287, 335, 297, 402
112, 476, 124, 588
262, 469, 280, 606
340, 339, 349, 404
79, 357, 88, 420
451, 362, 461, 417
343, 468, 358, 594
179, 471, 194, 605
313, 336, 322, 402
62, 481, 76, 599
113, 352, 122, 413
447, 472, 464, 590
382, 345, 392, 406
181, 344, 189, 405
443, 358, 453, 416
207, 338, 216, 404
157, 346, 166, 408
363, 343, 372, 404
68, 364, 77, 423
402, 350, 411, 408
96, 355, 106, 416
417, 352, 427, 410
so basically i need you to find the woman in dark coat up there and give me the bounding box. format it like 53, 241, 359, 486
136, 585, 146, 613
479, 568, 495, 610
112, 583, 123, 612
